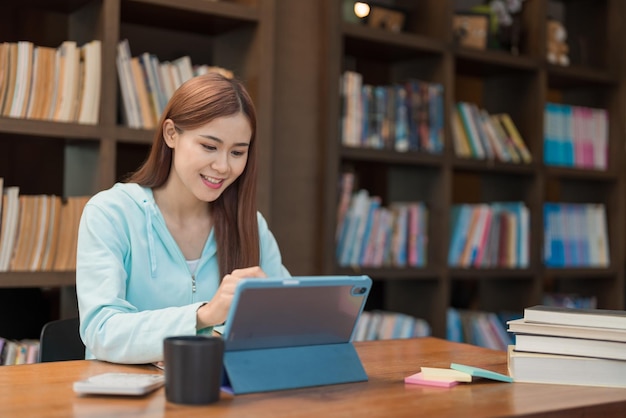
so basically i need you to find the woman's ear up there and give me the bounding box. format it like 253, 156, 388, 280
162, 119, 177, 148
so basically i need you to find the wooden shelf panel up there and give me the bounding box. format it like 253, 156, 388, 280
0, 272, 76, 288
544, 166, 619, 182
14, 0, 92, 13
334, 266, 441, 281
454, 47, 538, 77
545, 267, 618, 280
340, 147, 443, 167
343, 22, 445, 61
452, 158, 537, 175
116, 127, 154, 144
122, 0, 258, 35
449, 268, 536, 280
547, 64, 617, 89
0, 117, 102, 141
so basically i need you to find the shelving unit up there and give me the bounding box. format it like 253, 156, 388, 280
0, 0, 624, 342
0, 0, 276, 338
321, 0, 625, 338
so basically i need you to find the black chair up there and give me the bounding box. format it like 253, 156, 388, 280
38, 317, 85, 362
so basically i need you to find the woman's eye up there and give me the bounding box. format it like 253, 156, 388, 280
232, 150, 246, 157
202, 144, 217, 151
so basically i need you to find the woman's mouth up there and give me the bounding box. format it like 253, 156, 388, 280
201, 174, 224, 189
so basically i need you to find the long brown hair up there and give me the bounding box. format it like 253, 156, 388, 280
127, 73, 260, 277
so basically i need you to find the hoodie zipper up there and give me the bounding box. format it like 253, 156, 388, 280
191, 274, 197, 293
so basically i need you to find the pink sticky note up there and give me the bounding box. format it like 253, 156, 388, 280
404, 372, 459, 388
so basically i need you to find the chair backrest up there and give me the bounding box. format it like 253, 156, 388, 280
39, 317, 85, 362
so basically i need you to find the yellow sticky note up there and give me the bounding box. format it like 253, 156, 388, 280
420, 367, 473, 382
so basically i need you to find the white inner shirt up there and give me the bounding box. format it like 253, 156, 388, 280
186, 258, 201, 276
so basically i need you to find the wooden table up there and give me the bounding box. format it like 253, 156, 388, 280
1, 337, 626, 417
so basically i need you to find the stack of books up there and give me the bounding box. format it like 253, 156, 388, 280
507, 305, 626, 388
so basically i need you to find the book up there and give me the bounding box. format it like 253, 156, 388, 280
524, 305, 626, 330
507, 318, 626, 342
0, 187, 20, 271
1, 43, 18, 117
14, 41, 34, 118
404, 372, 459, 388
9, 195, 38, 271
457, 102, 485, 158
513, 333, 626, 361
507, 346, 626, 388
116, 39, 141, 128
27, 46, 56, 120
0, 43, 10, 114
130, 56, 156, 129
448, 204, 472, 266
53, 40, 79, 122
497, 113, 532, 163
77, 40, 102, 124
27, 195, 49, 271
450, 363, 513, 383
420, 367, 472, 382
41, 196, 62, 271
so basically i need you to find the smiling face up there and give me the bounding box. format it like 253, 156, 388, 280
163, 112, 252, 203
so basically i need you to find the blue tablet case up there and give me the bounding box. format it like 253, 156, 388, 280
221, 275, 372, 394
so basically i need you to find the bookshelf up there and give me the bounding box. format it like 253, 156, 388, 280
321, 0, 625, 338
0, 0, 624, 344
0, 0, 276, 338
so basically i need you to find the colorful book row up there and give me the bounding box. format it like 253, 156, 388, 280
116, 39, 234, 129
335, 173, 428, 268
543, 202, 610, 268
0, 179, 89, 272
353, 310, 431, 342
451, 102, 532, 163
448, 202, 530, 269
544, 102, 608, 170
447, 308, 514, 351
0, 39, 101, 125
0, 337, 40, 366
340, 71, 444, 154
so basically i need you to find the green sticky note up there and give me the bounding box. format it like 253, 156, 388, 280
450, 363, 513, 383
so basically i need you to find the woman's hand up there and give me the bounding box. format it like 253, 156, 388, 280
196, 266, 266, 329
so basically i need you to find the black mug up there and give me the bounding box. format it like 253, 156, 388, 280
163, 335, 224, 405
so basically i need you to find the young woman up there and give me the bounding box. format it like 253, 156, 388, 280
76, 73, 290, 364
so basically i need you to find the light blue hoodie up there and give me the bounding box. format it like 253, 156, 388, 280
76, 183, 290, 364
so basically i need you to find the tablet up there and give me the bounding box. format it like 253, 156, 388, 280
222, 275, 372, 351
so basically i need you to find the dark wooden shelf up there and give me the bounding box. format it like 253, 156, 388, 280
0, 117, 102, 141
0, 272, 76, 288
449, 268, 536, 280
116, 127, 154, 144
334, 266, 441, 281
546, 64, 617, 89
121, 0, 258, 35
0, 0, 278, 335
342, 22, 445, 61
545, 267, 618, 280
454, 47, 538, 77
15, 0, 92, 13
452, 158, 537, 175
321, 0, 626, 334
544, 166, 619, 182
340, 146, 443, 167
